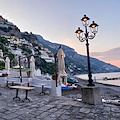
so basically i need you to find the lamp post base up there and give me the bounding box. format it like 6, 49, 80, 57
81, 86, 102, 105
56, 85, 62, 96
87, 77, 95, 86
87, 83, 95, 86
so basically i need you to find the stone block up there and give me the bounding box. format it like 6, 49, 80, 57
81, 86, 102, 105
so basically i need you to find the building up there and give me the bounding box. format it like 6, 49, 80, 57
40, 50, 54, 63
0, 35, 11, 39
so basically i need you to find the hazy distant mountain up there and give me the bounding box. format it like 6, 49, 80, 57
36, 34, 120, 75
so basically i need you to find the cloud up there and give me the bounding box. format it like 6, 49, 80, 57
91, 47, 120, 61
91, 47, 120, 68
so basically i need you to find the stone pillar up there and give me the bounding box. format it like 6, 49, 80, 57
56, 85, 62, 96
81, 86, 102, 105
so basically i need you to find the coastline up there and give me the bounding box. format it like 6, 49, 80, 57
63, 77, 120, 104
75, 76, 120, 88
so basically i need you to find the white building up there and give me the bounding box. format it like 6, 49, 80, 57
0, 35, 11, 39
19, 38, 29, 44
11, 49, 22, 56
13, 38, 21, 44
40, 50, 54, 63
41, 56, 54, 63
40, 50, 48, 57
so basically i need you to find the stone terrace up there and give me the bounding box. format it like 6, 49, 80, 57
0, 87, 120, 120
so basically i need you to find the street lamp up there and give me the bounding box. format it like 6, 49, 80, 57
75, 15, 99, 86
18, 54, 33, 83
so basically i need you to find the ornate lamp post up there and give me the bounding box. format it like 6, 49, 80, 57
75, 15, 99, 86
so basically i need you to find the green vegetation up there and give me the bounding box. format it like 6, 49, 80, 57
15, 27, 20, 32
0, 27, 9, 32
0, 44, 9, 53
8, 27, 12, 31
19, 45, 32, 54
35, 58, 55, 75
0, 37, 9, 45
0, 26, 13, 33
0, 37, 15, 67
4, 53, 14, 61
0, 61, 5, 70
0, 34, 55, 75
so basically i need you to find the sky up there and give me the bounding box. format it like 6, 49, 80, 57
0, 0, 120, 67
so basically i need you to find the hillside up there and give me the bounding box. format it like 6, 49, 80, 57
36, 34, 120, 75
0, 16, 21, 38
0, 16, 55, 75
0, 15, 120, 75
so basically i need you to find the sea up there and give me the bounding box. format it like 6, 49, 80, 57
75, 72, 120, 86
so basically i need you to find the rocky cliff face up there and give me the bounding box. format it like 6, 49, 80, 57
0, 26, 21, 38
0, 16, 39, 45
0, 16, 21, 38
21, 32, 39, 45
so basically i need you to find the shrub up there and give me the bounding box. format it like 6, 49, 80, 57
0, 61, 5, 70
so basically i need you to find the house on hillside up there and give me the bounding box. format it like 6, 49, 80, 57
44, 48, 51, 53
0, 35, 11, 39
19, 38, 29, 45
11, 48, 22, 56
40, 50, 48, 57
13, 38, 21, 44
40, 50, 54, 63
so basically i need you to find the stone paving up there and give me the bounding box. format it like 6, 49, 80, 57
0, 87, 120, 120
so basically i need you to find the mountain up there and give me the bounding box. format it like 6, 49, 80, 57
0, 16, 56, 74
0, 16, 21, 38
0, 15, 120, 75
36, 34, 120, 75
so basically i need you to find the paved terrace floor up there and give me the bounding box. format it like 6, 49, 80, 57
0, 87, 120, 120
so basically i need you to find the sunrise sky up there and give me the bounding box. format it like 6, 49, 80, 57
0, 0, 120, 67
